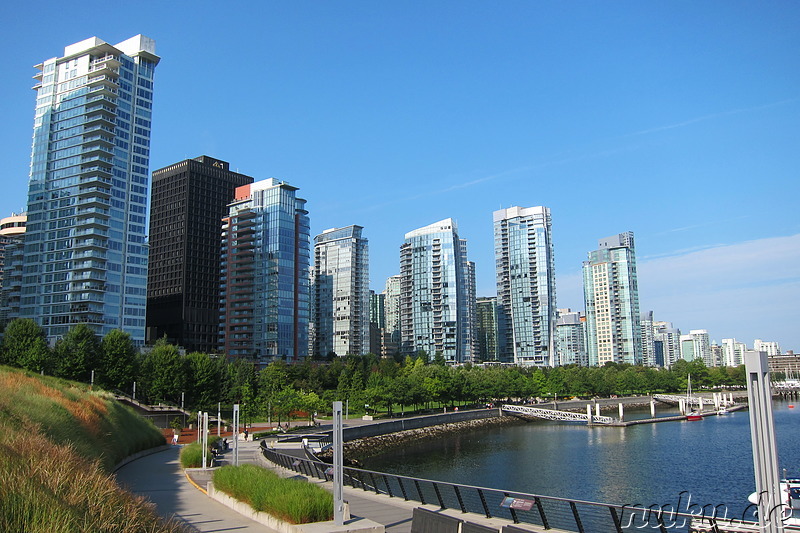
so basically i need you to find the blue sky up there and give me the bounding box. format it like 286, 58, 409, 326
1, 1, 798, 352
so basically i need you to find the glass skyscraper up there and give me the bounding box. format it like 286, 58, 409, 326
493, 206, 557, 366
20, 36, 159, 342
219, 179, 310, 362
399, 218, 473, 363
311, 225, 369, 357
583, 232, 642, 365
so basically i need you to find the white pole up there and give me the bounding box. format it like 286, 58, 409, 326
233, 404, 240, 466
133, 381, 136, 400
618, 402, 624, 421
595, 403, 600, 417
217, 402, 221, 437
202, 412, 209, 469
333, 401, 344, 526
586, 404, 592, 425
650, 399, 656, 418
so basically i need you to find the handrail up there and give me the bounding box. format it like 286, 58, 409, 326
260, 443, 764, 533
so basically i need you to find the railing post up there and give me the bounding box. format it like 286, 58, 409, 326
569, 501, 585, 533
504, 492, 519, 523
382, 474, 394, 498
414, 479, 426, 505
453, 485, 467, 513
535, 496, 549, 529
433, 482, 445, 509
478, 489, 491, 518
609, 507, 624, 533
397, 477, 409, 501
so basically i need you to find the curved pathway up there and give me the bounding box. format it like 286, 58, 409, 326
115, 444, 279, 532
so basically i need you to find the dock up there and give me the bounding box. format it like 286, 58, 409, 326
611, 403, 748, 426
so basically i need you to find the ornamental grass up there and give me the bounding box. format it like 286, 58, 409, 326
0, 365, 188, 533
213, 464, 333, 524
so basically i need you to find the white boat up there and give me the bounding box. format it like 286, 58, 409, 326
747, 477, 800, 528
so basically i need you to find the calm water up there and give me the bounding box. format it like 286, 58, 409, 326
362, 400, 800, 517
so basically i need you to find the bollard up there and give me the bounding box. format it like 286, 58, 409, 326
619, 403, 624, 421
595, 403, 600, 417
650, 399, 656, 418
587, 404, 593, 425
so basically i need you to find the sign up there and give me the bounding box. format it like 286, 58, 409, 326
500, 496, 535, 511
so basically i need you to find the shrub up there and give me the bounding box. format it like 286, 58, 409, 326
179, 442, 204, 468
213, 464, 333, 524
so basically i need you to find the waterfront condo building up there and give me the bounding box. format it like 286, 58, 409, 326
0, 213, 27, 329
399, 218, 473, 363
556, 308, 588, 366
754, 339, 781, 356
311, 225, 369, 357
475, 296, 500, 362
146, 156, 253, 352
583, 232, 642, 366
653, 321, 681, 367
382, 274, 402, 358
721, 338, 746, 367
219, 179, 310, 362
20, 36, 159, 342
680, 329, 712, 365
493, 206, 557, 366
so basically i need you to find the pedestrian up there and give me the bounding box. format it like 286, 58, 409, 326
172, 432, 179, 445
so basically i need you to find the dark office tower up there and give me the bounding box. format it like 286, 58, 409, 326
146, 156, 253, 352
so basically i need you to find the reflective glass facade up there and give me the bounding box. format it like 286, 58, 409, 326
20, 36, 159, 342
493, 206, 557, 366
399, 219, 473, 363
311, 225, 369, 357
583, 232, 642, 365
219, 179, 310, 362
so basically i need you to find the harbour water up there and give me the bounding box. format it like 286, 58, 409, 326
361, 399, 800, 520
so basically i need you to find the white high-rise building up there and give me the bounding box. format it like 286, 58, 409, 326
680, 329, 712, 366
19, 36, 159, 342
653, 321, 681, 367
400, 218, 473, 363
583, 232, 642, 366
493, 206, 557, 366
722, 338, 746, 367
311, 225, 369, 357
754, 339, 781, 356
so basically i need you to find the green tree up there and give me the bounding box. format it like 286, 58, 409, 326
1, 318, 53, 373
186, 352, 222, 410
54, 323, 101, 382
140, 339, 187, 404
98, 329, 138, 392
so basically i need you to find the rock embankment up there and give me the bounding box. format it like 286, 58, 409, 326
318, 414, 526, 463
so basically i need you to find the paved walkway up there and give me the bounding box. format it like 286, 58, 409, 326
115, 444, 280, 532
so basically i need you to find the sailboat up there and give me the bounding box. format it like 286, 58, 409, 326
686, 374, 704, 421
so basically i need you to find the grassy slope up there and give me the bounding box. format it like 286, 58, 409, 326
0, 366, 188, 533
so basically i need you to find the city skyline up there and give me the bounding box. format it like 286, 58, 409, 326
1, 2, 797, 350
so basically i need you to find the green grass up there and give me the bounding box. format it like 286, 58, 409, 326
213, 464, 333, 524
0, 365, 188, 533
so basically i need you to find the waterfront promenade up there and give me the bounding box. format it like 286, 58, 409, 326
116, 396, 748, 532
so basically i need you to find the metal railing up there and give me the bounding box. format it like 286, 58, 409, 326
260, 443, 769, 532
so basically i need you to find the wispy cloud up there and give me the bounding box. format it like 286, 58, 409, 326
627, 98, 798, 137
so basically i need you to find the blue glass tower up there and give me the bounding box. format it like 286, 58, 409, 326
220, 179, 310, 362
399, 218, 473, 363
20, 36, 159, 342
493, 206, 557, 366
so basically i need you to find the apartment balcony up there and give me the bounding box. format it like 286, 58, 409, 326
83, 112, 115, 129
72, 250, 107, 261
77, 185, 112, 200
71, 271, 106, 283
83, 124, 115, 136
76, 196, 111, 208
91, 54, 121, 69
82, 144, 114, 159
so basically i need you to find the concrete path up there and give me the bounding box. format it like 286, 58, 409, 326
115, 445, 280, 532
